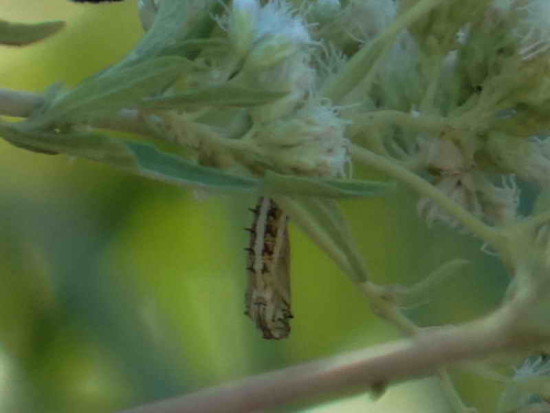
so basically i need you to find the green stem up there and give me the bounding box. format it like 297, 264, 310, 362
349, 110, 447, 139
351, 145, 505, 250
508, 209, 550, 236
438, 369, 477, 413
419, 54, 445, 114
362, 281, 419, 335
322, 0, 450, 103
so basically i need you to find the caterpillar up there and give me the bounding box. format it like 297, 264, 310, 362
245, 197, 293, 339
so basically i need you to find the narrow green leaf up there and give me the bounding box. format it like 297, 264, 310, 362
141, 84, 288, 109
2, 121, 386, 204
125, 142, 259, 192
120, 0, 222, 67
0, 122, 260, 192
263, 171, 391, 198
35, 57, 189, 125
0, 123, 137, 168
276, 196, 368, 282
0, 19, 64, 46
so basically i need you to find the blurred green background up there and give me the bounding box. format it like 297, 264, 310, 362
0, 1, 509, 412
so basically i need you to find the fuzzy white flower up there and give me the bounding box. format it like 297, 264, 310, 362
516, 355, 550, 376
499, 356, 550, 413
489, 135, 550, 187
255, 1, 311, 45
322, 0, 397, 45
252, 101, 350, 177
519, 138, 550, 185
418, 172, 482, 228
226, 0, 311, 56
416, 139, 520, 227
476, 175, 520, 224
514, 0, 550, 60
223, 0, 316, 121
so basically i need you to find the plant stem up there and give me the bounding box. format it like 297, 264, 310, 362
509, 209, 550, 236
351, 145, 505, 250
349, 110, 448, 138
322, 0, 449, 103
118, 310, 515, 413
0, 87, 153, 136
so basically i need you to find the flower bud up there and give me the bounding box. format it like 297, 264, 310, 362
417, 172, 482, 228
486, 134, 550, 187
307, 0, 341, 27
251, 102, 349, 177
416, 139, 519, 226
224, 0, 315, 121
228, 0, 260, 56
314, 0, 396, 52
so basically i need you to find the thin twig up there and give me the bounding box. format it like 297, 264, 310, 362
351, 145, 505, 251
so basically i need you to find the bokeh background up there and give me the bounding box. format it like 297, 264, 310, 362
0, 1, 509, 412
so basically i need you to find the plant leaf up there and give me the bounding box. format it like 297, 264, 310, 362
125, 141, 259, 192
0, 123, 137, 166
0, 122, 259, 192
141, 84, 288, 108
263, 171, 391, 198
0, 122, 388, 204
33, 56, 189, 126
0, 19, 64, 46
121, 0, 222, 67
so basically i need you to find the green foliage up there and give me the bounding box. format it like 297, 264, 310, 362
121, 0, 222, 65
3, 0, 550, 411
32, 57, 190, 126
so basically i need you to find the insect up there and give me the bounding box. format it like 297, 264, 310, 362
245, 197, 293, 339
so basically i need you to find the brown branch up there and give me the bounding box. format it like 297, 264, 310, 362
119, 310, 518, 413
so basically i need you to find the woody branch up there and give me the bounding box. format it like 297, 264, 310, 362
118, 302, 527, 413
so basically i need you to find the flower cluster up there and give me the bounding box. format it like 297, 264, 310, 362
138, 0, 550, 228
